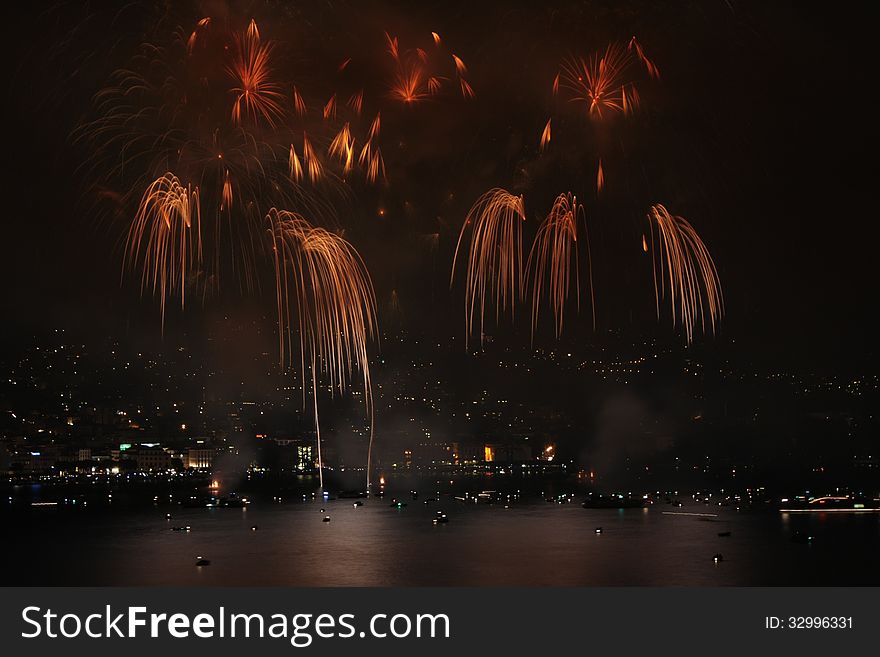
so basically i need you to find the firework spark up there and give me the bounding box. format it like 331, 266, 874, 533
289, 144, 303, 182
323, 93, 337, 120
540, 118, 552, 151
292, 86, 307, 116
451, 189, 527, 347
302, 132, 324, 184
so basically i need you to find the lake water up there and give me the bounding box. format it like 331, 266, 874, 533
4, 485, 879, 586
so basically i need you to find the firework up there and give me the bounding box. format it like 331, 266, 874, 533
540, 118, 552, 151
228, 21, 285, 127
301, 132, 325, 184
366, 147, 386, 184
329, 122, 354, 162
367, 112, 381, 141
451, 189, 527, 347
646, 205, 723, 344
452, 54, 468, 76
289, 144, 303, 182
266, 209, 378, 489
292, 86, 307, 116
124, 173, 202, 327
348, 90, 364, 116
323, 94, 337, 120
390, 61, 427, 103
557, 40, 655, 119
386, 31, 473, 103
526, 193, 594, 339
427, 76, 443, 95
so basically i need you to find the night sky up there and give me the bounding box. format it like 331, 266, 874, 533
3, 0, 877, 374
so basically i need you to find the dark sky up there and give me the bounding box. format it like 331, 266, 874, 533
3, 0, 877, 374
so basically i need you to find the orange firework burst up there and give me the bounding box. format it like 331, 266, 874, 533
451, 188, 527, 347
228, 21, 285, 127
526, 193, 595, 339
125, 173, 202, 327
557, 39, 656, 120
390, 60, 427, 103
646, 204, 723, 344
386, 31, 472, 103
266, 209, 378, 489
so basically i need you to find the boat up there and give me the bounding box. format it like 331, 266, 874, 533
778, 495, 880, 513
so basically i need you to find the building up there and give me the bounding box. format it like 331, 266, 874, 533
187, 447, 215, 469
135, 446, 171, 471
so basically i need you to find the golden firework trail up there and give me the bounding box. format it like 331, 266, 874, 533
526, 193, 595, 339
366, 147, 386, 184
266, 209, 378, 489
427, 76, 443, 95
187, 17, 211, 53
301, 132, 324, 184
629, 36, 660, 79
385, 32, 400, 61
292, 86, 307, 116
646, 204, 723, 344
597, 158, 605, 193
246, 18, 260, 41
348, 90, 364, 116
451, 189, 527, 348
459, 78, 475, 99
367, 112, 381, 141
124, 173, 202, 328
323, 93, 337, 120
228, 21, 285, 127
329, 122, 354, 161
221, 170, 233, 211
288, 144, 303, 182
358, 139, 373, 168
540, 118, 552, 151
452, 54, 468, 76
432, 31, 442, 47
